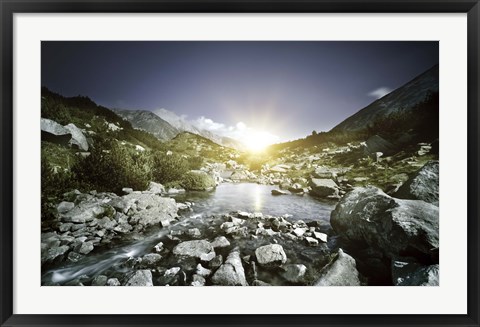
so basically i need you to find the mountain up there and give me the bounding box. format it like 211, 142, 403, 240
154, 108, 245, 150
113, 109, 179, 140
332, 64, 439, 132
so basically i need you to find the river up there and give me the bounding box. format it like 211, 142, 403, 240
42, 183, 337, 286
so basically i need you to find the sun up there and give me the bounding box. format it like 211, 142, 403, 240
243, 130, 277, 153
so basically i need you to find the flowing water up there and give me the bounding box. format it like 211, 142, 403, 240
42, 183, 337, 285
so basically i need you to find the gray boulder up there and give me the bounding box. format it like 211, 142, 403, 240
281, 264, 307, 283
331, 186, 439, 260
309, 178, 339, 198
394, 161, 439, 206
210, 236, 230, 249
60, 199, 106, 223
315, 249, 361, 286
57, 201, 75, 214
125, 270, 153, 286
64, 123, 89, 151
211, 250, 247, 286
173, 240, 215, 259
117, 193, 178, 227
255, 244, 287, 268
41, 118, 69, 135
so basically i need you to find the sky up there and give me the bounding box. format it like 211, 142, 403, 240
42, 41, 438, 144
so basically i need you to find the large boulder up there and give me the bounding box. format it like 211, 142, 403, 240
64, 123, 89, 151
114, 193, 178, 227
394, 161, 439, 206
255, 244, 287, 268
125, 270, 153, 286
315, 249, 361, 286
211, 249, 247, 286
309, 178, 339, 198
331, 186, 439, 260
41, 118, 70, 136
173, 240, 215, 259
60, 199, 107, 223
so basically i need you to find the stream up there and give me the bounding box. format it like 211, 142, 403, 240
42, 183, 337, 286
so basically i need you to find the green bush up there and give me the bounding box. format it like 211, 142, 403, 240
180, 171, 216, 191
73, 138, 152, 193
152, 152, 189, 184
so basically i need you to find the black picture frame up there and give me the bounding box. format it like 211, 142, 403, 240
1, 1, 479, 326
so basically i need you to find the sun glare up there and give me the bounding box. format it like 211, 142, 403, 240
243, 130, 277, 153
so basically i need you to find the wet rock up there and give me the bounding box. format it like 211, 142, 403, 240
210, 236, 230, 249
394, 161, 439, 206
125, 270, 153, 286
165, 267, 181, 278
106, 278, 121, 286
173, 240, 215, 259
255, 244, 287, 268
141, 253, 163, 267
272, 189, 289, 196
392, 260, 439, 286
154, 242, 164, 253
67, 251, 83, 263
75, 241, 94, 255
113, 223, 133, 234
309, 178, 339, 198
331, 186, 439, 260
281, 264, 307, 283
315, 249, 361, 286
186, 228, 201, 238
211, 249, 247, 286
120, 193, 178, 227
91, 275, 108, 286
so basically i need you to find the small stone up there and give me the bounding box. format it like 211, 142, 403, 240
191, 274, 206, 286
91, 275, 108, 286
196, 264, 212, 278
313, 232, 328, 243
106, 278, 121, 286
305, 237, 319, 246
211, 236, 230, 248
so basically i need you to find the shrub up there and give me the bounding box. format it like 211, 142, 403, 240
152, 152, 190, 184
180, 171, 216, 191
73, 138, 152, 193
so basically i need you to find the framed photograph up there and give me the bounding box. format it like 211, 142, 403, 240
1, 0, 479, 326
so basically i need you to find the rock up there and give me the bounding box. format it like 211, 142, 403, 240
281, 264, 307, 283
200, 252, 216, 262
67, 251, 83, 263
255, 244, 287, 268
396, 264, 439, 286
186, 228, 201, 238
331, 186, 439, 260
125, 270, 153, 286
309, 178, 339, 198
313, 232, 328, 243
154, 242, 164, 253
41, 118, 69, 136
230, 171, 249, 181
364, 135, 395, 156
42, 245, 70, 264
64, 123, 89, 151
191, 274, 206, 286
195, 264, 212, 278
293, 227, 307, 237
252, 280, 271, 286
313, 167, 337, 179
173, 240, 215, 259
164, 267, 181, 278
141, 253, 163, 267
271, 189, 289, 196
96, 217, 117, 230
58, 223, 73, 232
91, 275, 108, 286
315, 249, 361, 286
209, 255, 223, 270
237, 211, 250, 219
114, 193, 178, 227
60, 200, 106, 223
147, 181, 165, 195
305, 237, 319, 246
210, 236, 230, 249
122, 187, 134, 194
57, 201, 75, 214
211, 250, 247, 286
106, 278, 121, 286
394, 161, 439, 206
113, 223, 133, 234
75, 241, 94, 255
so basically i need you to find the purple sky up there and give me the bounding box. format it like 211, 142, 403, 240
42, 41, 438, 142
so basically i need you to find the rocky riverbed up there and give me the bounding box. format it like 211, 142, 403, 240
41, 160, 439, 287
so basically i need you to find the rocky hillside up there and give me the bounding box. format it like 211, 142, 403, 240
332, 64, 438, 133
113, 109, 179, 140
